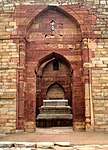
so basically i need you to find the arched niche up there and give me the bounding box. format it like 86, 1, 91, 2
46, 83, 65, 100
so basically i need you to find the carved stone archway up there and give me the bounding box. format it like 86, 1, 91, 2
14, 4, 97, 132
35, 52, 73, 120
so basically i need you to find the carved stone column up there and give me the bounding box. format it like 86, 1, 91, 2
82, 38, 91, 130
85, 80, 91, 130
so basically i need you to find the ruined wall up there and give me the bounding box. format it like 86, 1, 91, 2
0, 0, 108, 133
88, 1, 108, 131
0, 4, 18, 133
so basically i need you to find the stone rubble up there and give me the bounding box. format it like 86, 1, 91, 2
0, 142, 108, 150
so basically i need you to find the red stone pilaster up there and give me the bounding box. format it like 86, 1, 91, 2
16, 38, 26, 129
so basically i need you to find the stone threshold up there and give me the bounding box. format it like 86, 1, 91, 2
0, 142, 108, 150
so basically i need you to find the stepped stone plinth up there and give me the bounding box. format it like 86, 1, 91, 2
43, 99, 68, 106
36, 99, 72, 127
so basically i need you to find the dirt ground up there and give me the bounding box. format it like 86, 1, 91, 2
0, 127, 108, 144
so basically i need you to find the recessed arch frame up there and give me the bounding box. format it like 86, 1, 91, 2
15, 5, 96, 39
35, 52, 73, 114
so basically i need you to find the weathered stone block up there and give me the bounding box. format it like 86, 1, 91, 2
73, 122, 85, 131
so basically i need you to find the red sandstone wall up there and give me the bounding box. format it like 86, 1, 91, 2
24, 6, 85, 126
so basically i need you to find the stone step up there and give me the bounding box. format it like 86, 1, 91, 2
37, 114, 72, 120
43, 99, 68, 106
40, 106, 72, 114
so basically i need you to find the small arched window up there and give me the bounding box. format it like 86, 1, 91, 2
53, 59, 59, 70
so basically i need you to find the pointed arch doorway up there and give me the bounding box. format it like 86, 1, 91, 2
36, 53, 73, 127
